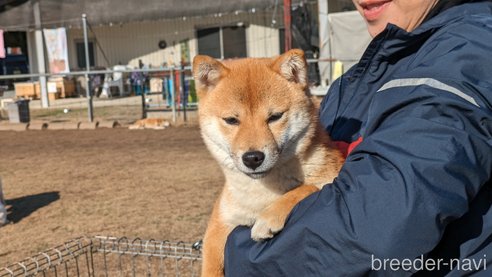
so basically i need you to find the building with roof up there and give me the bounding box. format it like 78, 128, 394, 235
0, 0, 355, 72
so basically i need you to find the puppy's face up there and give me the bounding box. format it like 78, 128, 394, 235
194, 50, 315, 179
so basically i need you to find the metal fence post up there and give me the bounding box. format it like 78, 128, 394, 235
170, 67, 176, 124
283, 0, 292, 51
33, 0, 49, 108
180, 65, 187, 123
82, 14, 94, 123
141, 84, 147, 119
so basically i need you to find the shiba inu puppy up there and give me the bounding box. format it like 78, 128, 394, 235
128, 118, 170, 130
193, 49, 344, 277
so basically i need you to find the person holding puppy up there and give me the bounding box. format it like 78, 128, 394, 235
225, 0, 492, 275
0, 178, 8, 226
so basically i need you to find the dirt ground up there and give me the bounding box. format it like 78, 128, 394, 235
0, 127, 224, 266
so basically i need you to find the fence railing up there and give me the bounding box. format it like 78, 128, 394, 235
0, 66, 196, 126
0, 236, 203, 277
0, 59, 335, 126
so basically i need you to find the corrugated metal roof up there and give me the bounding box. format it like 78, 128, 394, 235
0, 0, 278, 29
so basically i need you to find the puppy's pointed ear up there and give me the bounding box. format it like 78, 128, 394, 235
270, 49, 308, 87
193, 55, 229, 92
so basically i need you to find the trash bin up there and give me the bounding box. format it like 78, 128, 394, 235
7, 99, 30, 123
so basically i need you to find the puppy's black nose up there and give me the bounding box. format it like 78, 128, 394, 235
242, 151, 265, 170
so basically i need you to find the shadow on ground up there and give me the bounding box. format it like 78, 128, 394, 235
5, 191, 60, 223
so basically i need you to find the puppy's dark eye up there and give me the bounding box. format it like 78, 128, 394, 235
223, 117, 240, 125
267, 112, 284, 123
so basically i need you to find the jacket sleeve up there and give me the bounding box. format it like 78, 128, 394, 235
223, 77, 492, 276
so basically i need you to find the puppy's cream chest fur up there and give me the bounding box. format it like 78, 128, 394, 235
218, 154, 333, 228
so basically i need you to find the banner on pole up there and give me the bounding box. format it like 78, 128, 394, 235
0, 30, 5, 59
43, 28, 70, 73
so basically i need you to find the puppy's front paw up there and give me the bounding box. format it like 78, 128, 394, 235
251, 211, 286, 241
250, 185, 319, 241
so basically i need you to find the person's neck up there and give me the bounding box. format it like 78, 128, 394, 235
423, 0, 479, 23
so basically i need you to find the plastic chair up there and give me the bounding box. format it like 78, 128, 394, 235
102, 65, 127, 97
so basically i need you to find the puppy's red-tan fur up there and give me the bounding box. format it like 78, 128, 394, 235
193, 49, 344, 277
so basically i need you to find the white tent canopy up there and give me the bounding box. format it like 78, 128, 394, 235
318, 10, 372, 85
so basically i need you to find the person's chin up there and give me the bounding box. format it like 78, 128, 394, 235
367, 23, 387, 37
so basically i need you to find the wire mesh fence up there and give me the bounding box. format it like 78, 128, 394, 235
0, 1, 329, 127
0, 61, 326, 128
0, 66, 197, 126
0, 236, 203, 277
0, 2, 334, 127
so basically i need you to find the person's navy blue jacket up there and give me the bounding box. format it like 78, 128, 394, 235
224, 2, 492, 276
